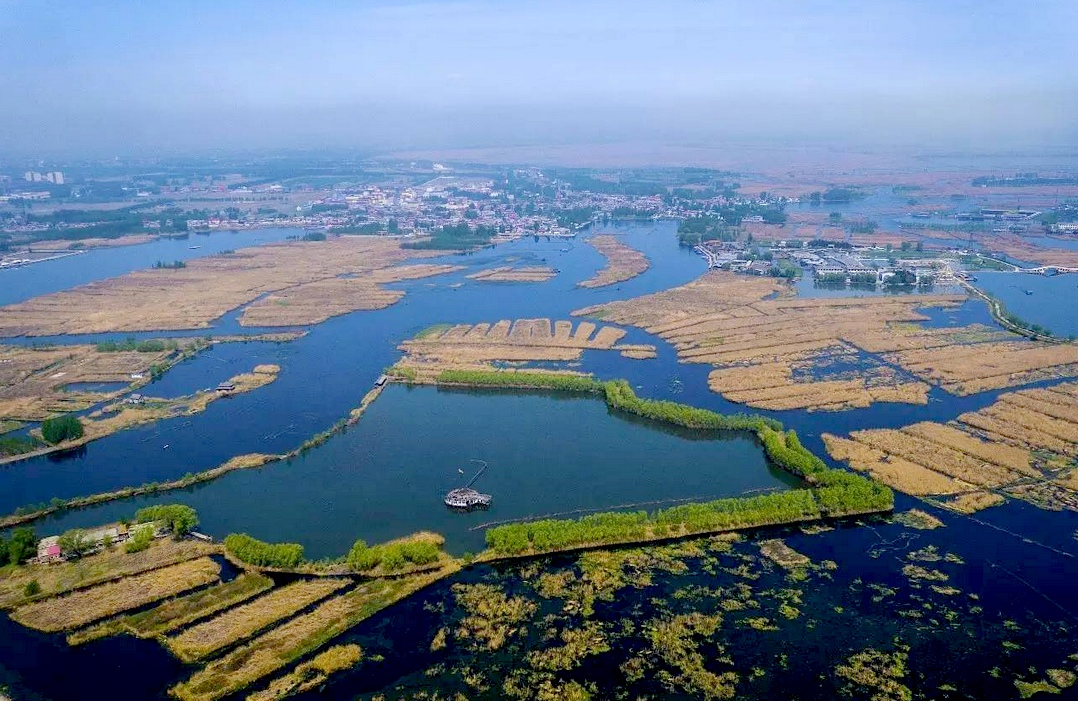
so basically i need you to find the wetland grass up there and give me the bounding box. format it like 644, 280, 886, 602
166, 578, 350, 662
0, 237, 455, 336
245, 644, 363, 701
577, 235, 649, 288
0, 538, 220, 609
171, 566, 458, 701
11, 557, 220, 632
466, 266, 555, 283
68, 572, 274, 645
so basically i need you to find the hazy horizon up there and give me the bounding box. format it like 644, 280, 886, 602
2, 0, 1076, 157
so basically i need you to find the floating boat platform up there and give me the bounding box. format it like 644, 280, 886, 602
445, 487, 492, 510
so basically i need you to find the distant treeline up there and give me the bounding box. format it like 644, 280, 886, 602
972, 174, 1078, 187
95, 338, 180, 353
807, 188, 867, 205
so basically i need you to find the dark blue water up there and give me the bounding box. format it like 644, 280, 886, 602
0, 228, 301, 306
973, 271, 1078, 337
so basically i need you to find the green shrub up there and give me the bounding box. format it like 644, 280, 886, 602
125, 527, 154, 553
40, 415, 84, 444
135, 504, 199, 535
7, 527, 36, 565
224, 533, 304, 568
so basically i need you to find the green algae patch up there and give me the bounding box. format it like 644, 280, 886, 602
834, 645, 912, 701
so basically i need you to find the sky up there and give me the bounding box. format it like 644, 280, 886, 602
0, 0, 1075, 156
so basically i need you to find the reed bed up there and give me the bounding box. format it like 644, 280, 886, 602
982, 402, 1078, 444
1010, 390, 1078, 423
171, 567, 457, 701
0, 539, 220, 610
11, 557, 221, 632
578, 235, 649, 288
901, 422, 1033, 475
245, 644, 363, 701
938, 491, 1006, 514
848, 429, 1021, 488
708, 361, 927, 411
166, 578, 350, 662
958, 412, 1075, 456
395, 319, 645, 376
122, 572, 274, 638
822, 434, 962, 496
890, 343, 1078, 395
1046, 382, 1078, 400
620, 347, 658, 359
571, 321, 597, 342
574, 271, 784, 332
466, 266, 555, 282
0, 238, 447, 336
239, 263, 461, 327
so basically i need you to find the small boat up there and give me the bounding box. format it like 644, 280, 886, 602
189, 245, 201, 250
457, 468, 464, 475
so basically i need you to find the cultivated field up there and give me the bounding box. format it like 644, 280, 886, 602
0, 237, 454, 336
0, 539, 220, 610
166, 577, 350, 662
467, 266, 555, 283
11, 557, 221, 632
578, 235, 650, 288
396, 318, 655, 379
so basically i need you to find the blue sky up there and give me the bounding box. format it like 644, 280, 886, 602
1, 0, 1074, 155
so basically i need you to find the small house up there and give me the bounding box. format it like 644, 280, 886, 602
215, 382, 236, 393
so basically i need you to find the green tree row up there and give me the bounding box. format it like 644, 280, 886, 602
436, 369, 605, 393
95, 338, 180, 353
485, 490, 822, 555
224, 533, 305, 568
